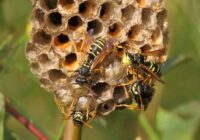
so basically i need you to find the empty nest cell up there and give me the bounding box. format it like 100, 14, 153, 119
48, 69, 66, 82
87, 19, 103, 35
108, 22, 123, 37
142, 8, 153, 25
30, 62, 41, 74
113, 86, 132, 105
127, 24, 142, 40
67, 16, 83, 31
34, 8, 45, 24
99, 2, 115, 22
33, 30, 52, 45
40, 0, 57, 11
38, 53, 50, 64
157, 9, 167, 30
91, 82, 110, 97
98, 99, 115, 115
59, 0, 75, 9
63, 53, 78, 71
26, 43, 41, 61
121, 5, 135, 23
54, 34, 70, 46
79, 0, 97, 18
47, 11, 63, 28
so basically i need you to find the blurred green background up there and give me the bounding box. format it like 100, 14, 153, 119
0, 0, 200, 140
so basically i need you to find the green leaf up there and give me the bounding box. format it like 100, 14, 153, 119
56, 121, 65, 140
161, 54, 192, 75
156, 107, 200, 140
139, 113, 159, 140
0, 93, 5, 140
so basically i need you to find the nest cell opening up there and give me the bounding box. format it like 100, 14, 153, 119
141, 44, 151, 53
48, 69, 66, 82
99, 2, 114, 22
108, 22, 122, 37
136, 0, 145, 7
91, 82, 110, 97
87, 19, 103, 35
127, 24, 141, 40
114, 0, 122, 5
26, 43, 40, 60
33, 30, 52, 45
48, 12, 62, 28
113, 86, 132, 105
64, 53, 77, 65
40, 78, 52, 87
38, 54, 50, 64
142, 8, 153, 25
34, 8, 45, 24
151, 27, 162, 44
40, 0, 57, 11
54, 34, 70, 46
79, 0, 96, 18
98, 100, 115, 113
59, 0, 75, 9
157, 9, 167, 30
121, 5, 135, 23
163, 30, 169, 46
30, 62, 40, 73
68, 16, 83, 30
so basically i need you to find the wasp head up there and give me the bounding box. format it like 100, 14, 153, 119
72, 111, 86, 126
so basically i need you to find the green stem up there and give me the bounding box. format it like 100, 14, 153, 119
63, 119, 82, 140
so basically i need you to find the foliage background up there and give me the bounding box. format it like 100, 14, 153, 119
0, 0, 200, 140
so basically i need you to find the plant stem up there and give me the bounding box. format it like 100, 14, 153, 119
63, 119, 82, 140
5, 100, 48, 140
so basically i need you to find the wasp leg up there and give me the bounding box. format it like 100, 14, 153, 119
116, 104, 139, 110
54, 97, 71, 119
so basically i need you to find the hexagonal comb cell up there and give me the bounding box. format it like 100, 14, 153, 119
40, 0, 57, 11
79, 0, 97, 19
67, 16, 83, 31
48, 69, 66, 82
54, 34, 71, 50
127, 24, 142, 40
121, 5, 135, 23
98, 99, 116, 115
87, 19, 103, 35
59, 0, 75, 10
99, 2, 115, 23
113, 86, 132, 105
34, 8, 45, 24
108, 22, 123, 37
47, 11, 63, 28
63, 53, 78, 71
26, 43, 41, 61
142, 8, 153, 25
33, 30, 52, 45
91, 82, 110, 97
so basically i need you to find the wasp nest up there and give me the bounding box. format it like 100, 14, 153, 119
26, 0, 168, 125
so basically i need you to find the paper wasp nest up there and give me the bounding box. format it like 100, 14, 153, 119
26, 0, 168, 119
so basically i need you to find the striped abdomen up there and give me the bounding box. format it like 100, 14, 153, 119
76, 38, 106, 84
144, 61, 161, 76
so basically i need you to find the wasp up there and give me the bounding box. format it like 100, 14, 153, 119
71, 95, 98, 128
121, 47, 165, 85
129, 80, 155, 110
75, 29, 116, 84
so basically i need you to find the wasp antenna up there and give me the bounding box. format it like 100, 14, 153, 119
81, 121, 93, 128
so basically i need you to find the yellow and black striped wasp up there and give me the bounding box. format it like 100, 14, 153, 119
120, 43, 166, 85
75, 29, 117, 84
128, 80, 155, 110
